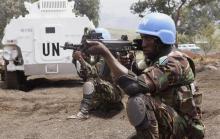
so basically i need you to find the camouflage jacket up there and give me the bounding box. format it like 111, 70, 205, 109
135, 50, 197, 116
79, 58, 99, 79
142, 50, 195, 92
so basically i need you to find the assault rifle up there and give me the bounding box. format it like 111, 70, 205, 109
61, 28, 142, 55
60, 28, 142, 80
62, 39, 135, 56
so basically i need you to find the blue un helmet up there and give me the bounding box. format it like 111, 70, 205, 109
137, 13, 176, 45
94, 28, 111, 39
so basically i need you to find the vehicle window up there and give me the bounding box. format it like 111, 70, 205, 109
45, 27, 55, 34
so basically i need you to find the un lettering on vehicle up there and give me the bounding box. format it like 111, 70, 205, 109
34, 41, 67, 62
42, 42, 60, 56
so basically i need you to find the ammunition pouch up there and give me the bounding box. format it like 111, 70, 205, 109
193, 93, 202, 106
174, 83, 204, 138
175, 83, 202, 117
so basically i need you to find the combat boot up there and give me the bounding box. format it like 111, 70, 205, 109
187, 119, 205, 139
67, 111, 89, 120
127, 131, 155, 139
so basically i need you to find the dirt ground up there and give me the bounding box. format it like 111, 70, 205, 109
0, 61, 219, 139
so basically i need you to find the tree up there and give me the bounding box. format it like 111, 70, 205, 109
73, 0, 100, 27
177, 33, 192, 44
0, 0, 27, 44
0, 0, 39, 47
196, 23, 219, 55
130, 0, 218, 35
130, 0, 188, 26
179, 0, 220, 36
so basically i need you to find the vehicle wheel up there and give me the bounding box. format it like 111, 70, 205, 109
4, 71, 27, 89
1, 71, 5, 81
17, 71, 28, 91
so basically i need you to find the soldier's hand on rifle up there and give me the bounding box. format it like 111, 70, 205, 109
85, 41, 109, 56
72, 51, 83, 61
118, 54, 131, 66
117, 52, 135, 69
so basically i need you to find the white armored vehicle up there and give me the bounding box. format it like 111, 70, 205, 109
1, 0, 95, 89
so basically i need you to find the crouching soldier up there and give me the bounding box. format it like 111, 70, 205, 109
67, 50, 134, 120
84, 13, 205, 139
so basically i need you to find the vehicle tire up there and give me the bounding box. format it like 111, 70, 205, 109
17, 71, 28, 91
4, 70, 27, 89
1, 71, 5, 81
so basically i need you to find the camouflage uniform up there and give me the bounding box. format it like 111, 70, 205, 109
78, 57, 124, 115
122, 50, 204, 139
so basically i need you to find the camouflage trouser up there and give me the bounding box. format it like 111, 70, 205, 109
80, 78, 123, 114
127, 94, 204, 139
91, 78, 122, 102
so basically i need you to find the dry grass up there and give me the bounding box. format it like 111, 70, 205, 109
181, 50, 220, 64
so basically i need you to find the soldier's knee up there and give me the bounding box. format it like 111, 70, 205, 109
127, 94, 157, 129
127, 94, 146, 127
83, 81, 95, 95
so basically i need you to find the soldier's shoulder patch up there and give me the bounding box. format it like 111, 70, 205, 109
159, 56, 168, 65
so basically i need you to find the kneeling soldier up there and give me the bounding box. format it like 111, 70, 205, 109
85, 13, 205, 139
